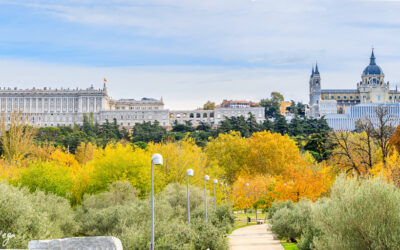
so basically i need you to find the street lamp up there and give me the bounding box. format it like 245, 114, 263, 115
204, 175, 210, 223
186, 169, 194, 224
213, 179, 218, 211
150, 153, 163, 250
246, 183, 249, 225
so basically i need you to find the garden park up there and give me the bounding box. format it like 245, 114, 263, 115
1, 101, 400, 249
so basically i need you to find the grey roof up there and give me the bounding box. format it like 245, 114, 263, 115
362, 49, 383, 76
321, 89, 359, 93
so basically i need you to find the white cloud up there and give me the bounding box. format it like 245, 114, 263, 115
1, 0, 400, 107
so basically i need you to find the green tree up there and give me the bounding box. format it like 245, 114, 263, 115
203, 101, 216, 110
132, 121, 167, 143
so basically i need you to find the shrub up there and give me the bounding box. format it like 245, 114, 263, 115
269, 199, 317, 247
75, 182, 232, 249
0, 182, 76, 249
16, 160, 73, 198
86, 144, 154, 197
312, 176, 400, 249
267, 200, 294, 220
270, 206, 300, 242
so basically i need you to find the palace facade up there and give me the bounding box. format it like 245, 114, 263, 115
0, 84, 265, 127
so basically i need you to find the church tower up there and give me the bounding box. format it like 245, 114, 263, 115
309, 63, 321, 105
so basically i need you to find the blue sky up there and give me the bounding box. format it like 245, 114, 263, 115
0, 0, 400, 109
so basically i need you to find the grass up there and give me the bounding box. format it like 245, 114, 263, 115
281, 243, 298, 250
281, 240, 298, 250
227, 209, 266, 234
234, 209, 267, 221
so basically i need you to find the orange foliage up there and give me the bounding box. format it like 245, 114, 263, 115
370, 150, 400, 186
389, 125, 400, 154
271, 163, 333, 202
231, 175, 274, 209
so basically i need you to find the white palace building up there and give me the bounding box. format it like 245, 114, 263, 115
0, 83, 265, 127
308, 49, 400, 131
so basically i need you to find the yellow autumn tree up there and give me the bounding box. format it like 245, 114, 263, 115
0, 112, 37, 163
148, 136, 219, 189
75, 142, 99, 164
370, 150, 400, 186
329, 131, 379, 175
206, 131, 249, 184
231, 175, 274, 209
246, 131, 302, 176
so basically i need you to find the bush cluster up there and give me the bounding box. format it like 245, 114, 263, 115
269, 176, 400, 250
0, 181, 233, 249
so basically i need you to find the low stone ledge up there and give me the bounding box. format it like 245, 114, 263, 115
28, 236, 123, 250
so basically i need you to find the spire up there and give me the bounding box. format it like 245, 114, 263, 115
311, 65, 314, 77
314, 62, 320, 75
370, 48, 376, 65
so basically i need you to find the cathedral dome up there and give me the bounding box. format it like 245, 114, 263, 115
362, 49, 383, 76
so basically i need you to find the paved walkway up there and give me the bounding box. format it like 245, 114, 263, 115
227, 224, 283, 250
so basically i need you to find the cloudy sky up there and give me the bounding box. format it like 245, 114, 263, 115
0, 0, 399, 109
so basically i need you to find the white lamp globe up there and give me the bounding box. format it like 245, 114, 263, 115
152, 154, 163, 165
187, 169, 194, 176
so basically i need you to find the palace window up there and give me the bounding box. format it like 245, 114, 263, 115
350, 96, 353, 99
324, 96, 328, 100
343, 96, 347, 99
356, 96, 359, 99
337, 96, 340, 99
331, 96, 334, 99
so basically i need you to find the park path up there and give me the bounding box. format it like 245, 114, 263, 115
227, 224, 283, 250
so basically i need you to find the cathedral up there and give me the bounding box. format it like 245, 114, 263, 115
309, 49, 400, 117
308, 49, 400, 131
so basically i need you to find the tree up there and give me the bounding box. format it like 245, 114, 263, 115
246, 131, 302, 176
389, 125, 400, 154
273, 115, 288, 135
231, 175, 273, 209
272, 164, 332, 203
206, 131, 249, 184
329, 131, 378, 175
271, 92, 284, 102
131, 121, 167, 143
0, 112, 37, 162
260, 97, 281, 119
171, 120, 195, 133
203, 101, 216, 110
357, 106, 396, 165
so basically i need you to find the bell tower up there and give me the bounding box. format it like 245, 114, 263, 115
309, 63, 321, 105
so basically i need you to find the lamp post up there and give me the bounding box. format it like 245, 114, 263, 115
246, 183, 249, 225
204, 175, 210, 223
213, 179, 218, 211
150, 154, 163, 250
186, 169, 194, 224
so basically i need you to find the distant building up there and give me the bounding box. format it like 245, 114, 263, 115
219, 100, 257, 108
0, 84, 265, 127
324, 103, 400, 131
307, 49, 400, 130
280, 101, 292, 114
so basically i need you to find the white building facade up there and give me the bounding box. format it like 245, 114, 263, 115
0, 84, 265, 127
325, 103, 400, 131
